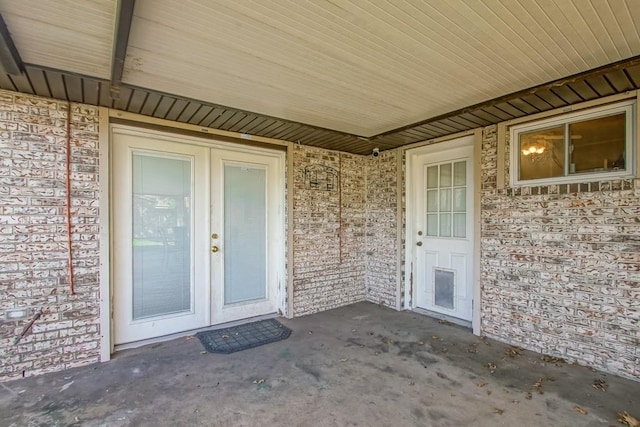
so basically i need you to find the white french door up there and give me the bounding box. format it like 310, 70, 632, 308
409, 136, 475, 322
112, 127, 283, 345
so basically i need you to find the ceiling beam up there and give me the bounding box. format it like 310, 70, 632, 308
110, 0, 136, 99
0, 14, 24, 76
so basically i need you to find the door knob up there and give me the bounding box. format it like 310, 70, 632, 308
211, 246, 219, 253
416, 241, 423, 247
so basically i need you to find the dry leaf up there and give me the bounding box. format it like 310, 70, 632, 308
592, 379, 608, 392
476, 382, 488, 388
431, 336, 439, 340
511, 400, 520, 404
618, 411, 640, 427
574, 406, 588, 415
493, 408, 504, 415
221, 334, 229, 339
409, 381, 415, 386
486, 362, 496, 373
418, 340, 425, 346
200, 351, 207, 354
339, 357, 349, 362
438, 319, 451, 325
486, 390, 492, 395
505, 346, 524, 357
541, 355, 566, 365
185, 336, 194, 340
253, 378, 266, 384
525, 391, 532, 400
308, 331, 313, 335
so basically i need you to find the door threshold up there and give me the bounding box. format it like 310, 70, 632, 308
412, 307, 472, 329
114, 313, 279, 352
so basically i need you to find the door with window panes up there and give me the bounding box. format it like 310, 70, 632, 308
414, 143, 474, 321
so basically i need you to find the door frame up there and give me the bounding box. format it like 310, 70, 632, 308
99, 120, 287, 360
404, 132, 482, 335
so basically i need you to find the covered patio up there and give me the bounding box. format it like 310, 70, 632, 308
2, 302, 638, 426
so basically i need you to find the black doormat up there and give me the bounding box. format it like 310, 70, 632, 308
196, 318, 291, 354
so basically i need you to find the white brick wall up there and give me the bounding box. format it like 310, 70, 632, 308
0, 90, 101, 381
480, 124, 640, 381
365, 150, 399, 308
292, 145, 366, 316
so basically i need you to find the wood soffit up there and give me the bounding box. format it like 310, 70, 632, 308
1, 56, 639, 156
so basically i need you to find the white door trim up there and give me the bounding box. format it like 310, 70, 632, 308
404, 134, 480, 334
102, 123, 286, 353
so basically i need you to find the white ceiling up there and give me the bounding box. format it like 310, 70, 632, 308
2, 0, 640, 136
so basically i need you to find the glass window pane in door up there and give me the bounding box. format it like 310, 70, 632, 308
224, 165, 267, 304
427, 166, 438, 189
426, 214, 438, 236
453, 161, 466, 186
453, 213, 466, 238
426, 190, 438, 212
439, 189, 451, 212
440, 163, 452, 187
453, 188, 466, 212
439, 213, 451, 237
132, 153, 192, 320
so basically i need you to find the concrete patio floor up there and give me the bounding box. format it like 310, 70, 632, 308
1, 302, 639, 427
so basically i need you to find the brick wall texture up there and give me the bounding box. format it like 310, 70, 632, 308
365, 150, 399, 307
480, 124, 640, 381
0, 90, 101, 381
292, 145, 367, 316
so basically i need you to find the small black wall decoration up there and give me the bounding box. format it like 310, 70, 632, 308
304, 164, 338, 191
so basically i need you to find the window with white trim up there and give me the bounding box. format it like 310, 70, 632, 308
510, 100, 636, 186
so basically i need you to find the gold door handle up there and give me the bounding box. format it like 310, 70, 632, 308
211, 246, 219, 253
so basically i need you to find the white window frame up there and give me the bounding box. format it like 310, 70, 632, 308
510, 100, 636, 186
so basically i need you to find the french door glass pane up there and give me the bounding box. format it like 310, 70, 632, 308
132, 153, 192, 320
453, 188, 466, 212
224, 165, 267, 304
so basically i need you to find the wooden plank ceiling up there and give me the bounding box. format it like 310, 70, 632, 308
0, 1, 639, 155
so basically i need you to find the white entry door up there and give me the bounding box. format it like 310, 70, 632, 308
210, 149, 282, 325
112, 127, 283, 345
411, 137, 474, 322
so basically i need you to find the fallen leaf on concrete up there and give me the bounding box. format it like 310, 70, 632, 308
574, 406, 588, 415
486, 362, 496, 373
541, 355, 566, 365
592, 379, 608, 392
200, 351, 207, 354
221, 334, 229, 339
418, 340, 425, 346
476, 382, 488, 388
486, 390, 492, 395
511, 400, 520, 404
351, 329, 357, 332
466, 348, 477, 354
505, 346, 524, 357
253, 378, 266, 384
409, 381, 415, 386
533, 378, 544, 394
493, 408, 504, 415
618, 411, 640, 427
438, 319, 451, 325
525, 391, 532, 400
339, 357, 349, 362
308, 331, 313, 335
185, 336, 194, 340
431, 336, 439, 340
